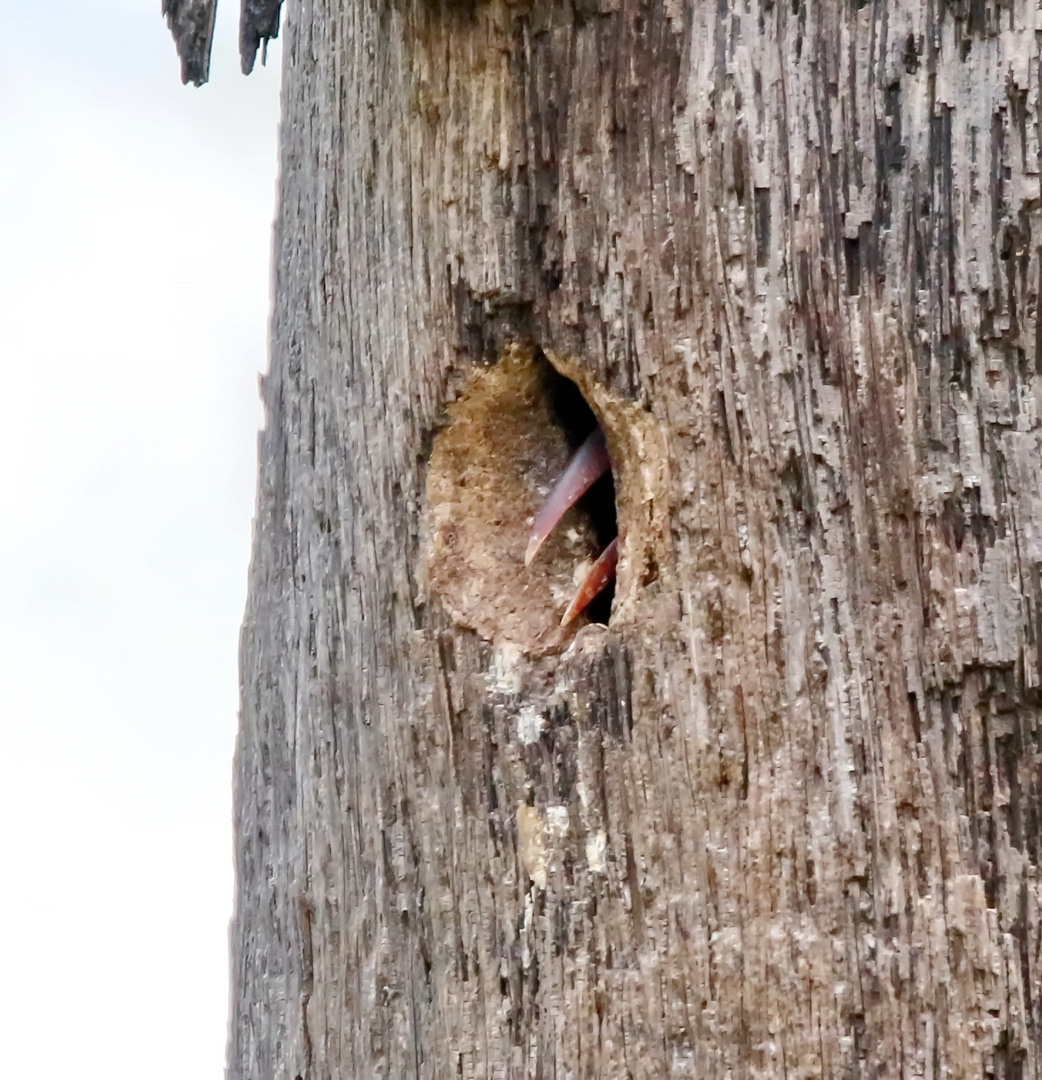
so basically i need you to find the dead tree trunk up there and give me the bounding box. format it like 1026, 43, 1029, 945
227, 0, 1042, 1075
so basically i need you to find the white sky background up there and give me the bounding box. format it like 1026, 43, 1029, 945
0, 3, 281, 1076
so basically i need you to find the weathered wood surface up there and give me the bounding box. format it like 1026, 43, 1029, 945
230, 0, 1042, 1076
163, 0, 283, 84
163, 0, 217, 85
240, 0, 284, 75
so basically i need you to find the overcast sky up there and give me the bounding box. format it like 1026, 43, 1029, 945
0, 3, 281, 1076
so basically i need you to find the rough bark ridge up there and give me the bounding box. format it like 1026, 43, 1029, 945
163, 0, 284, 83
240, 0, 284, 74
163, 0, 217, 85
230, 0, 1042, 1075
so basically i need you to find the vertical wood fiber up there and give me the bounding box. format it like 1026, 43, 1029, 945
230, 0, 1042, 1075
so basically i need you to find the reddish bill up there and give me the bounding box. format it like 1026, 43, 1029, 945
561, 537, 619, 626
525, 428, 611, 567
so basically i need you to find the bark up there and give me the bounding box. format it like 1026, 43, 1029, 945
240, 0, 284, 75
163, 0, 217, 85
228, 0, 1042, 1076
164, 0, 284, 84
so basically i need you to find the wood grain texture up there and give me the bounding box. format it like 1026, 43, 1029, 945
240, 0, 285, 75
229, 0, 1042, 1076
162, 0, 217, 85
163, 0, 284, 83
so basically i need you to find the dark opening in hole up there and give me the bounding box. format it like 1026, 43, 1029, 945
535, 352, 617, 624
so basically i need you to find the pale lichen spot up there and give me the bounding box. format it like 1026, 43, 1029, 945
516, 705, 546, 745
521, 891, 535, 969
586, 829, 607, 874
545, 804, 570, 838
487, 643, 524, 695
516, 805, 548, 889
